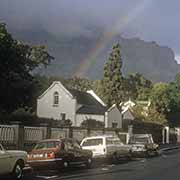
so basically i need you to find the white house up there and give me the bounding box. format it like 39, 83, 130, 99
106, 103, 135, 129
37, 81, 107, 127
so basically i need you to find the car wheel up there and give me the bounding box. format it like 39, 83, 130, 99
146, 150, 155, 157
86, 158, 93, 168
13, 162, 23, 179
112, 152, 119, 163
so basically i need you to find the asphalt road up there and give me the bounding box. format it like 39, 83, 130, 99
4, 150, 180, 180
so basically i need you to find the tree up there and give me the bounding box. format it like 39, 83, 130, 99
64, 77, 93, 92
0, 23, 53, 112
132, 105, 167, 125
103, 43, 124, 107
124, 73, 152, 100
150, 83, 170, 115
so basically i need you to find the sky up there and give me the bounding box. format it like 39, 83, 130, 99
0, 0, 180, 63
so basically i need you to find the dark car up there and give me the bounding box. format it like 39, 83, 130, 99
27, 138, 93, 170
129, 134, 159, 157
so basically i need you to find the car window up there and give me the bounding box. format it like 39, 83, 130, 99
129, 137, 150, 144
47, 142, 57, 148
34, 142, 47, 150
106, 137, 122, 145
82, 138, 103, 146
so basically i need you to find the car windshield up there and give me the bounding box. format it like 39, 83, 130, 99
106, 137, 123, 145
129, 137, 151, 144
34, 141, 60, 150
82, 138, 103, 146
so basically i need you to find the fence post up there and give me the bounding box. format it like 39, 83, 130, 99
40, 123, 51, 139
12, 121, 24, 150
128, 125, 133, 136
69, 127, 73, 138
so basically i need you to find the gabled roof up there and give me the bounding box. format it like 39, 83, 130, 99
68, 88, 107, 115
38, 81, 107, 115
107, 104, 132, 115
38, 81, 73, 99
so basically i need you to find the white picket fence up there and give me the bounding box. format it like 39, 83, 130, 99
0, 125, 15, 143
24, 126, 43, 142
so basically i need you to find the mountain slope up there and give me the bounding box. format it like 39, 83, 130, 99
10, 29, 180, 82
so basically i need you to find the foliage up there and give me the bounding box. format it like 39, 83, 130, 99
132, 105, 167, 125
81, 119, 104, 128
103, 43, 124, 107
0, 23, 53, 113
150, 83, 170, 115
124, 73, 152, 100
63, 77, 93, 92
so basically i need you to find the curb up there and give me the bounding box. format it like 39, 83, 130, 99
160, 145, 180, 152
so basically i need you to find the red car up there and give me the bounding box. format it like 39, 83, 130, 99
27, 138, 93, 170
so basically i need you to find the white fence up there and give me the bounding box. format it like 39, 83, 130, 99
51, 128, 69, 139
0, 125, 15, 143
24, 126, 43, 143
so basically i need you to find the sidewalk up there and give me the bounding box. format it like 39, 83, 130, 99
159, 143, 180, 152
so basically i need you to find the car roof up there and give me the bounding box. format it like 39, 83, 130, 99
131, 134, 152, 138
36, 138, 77, 143
82, 134, 117, 140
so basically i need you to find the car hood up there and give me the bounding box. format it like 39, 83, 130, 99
6, 150, 27, 157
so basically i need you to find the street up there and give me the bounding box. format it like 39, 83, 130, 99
16, 150, 180, 180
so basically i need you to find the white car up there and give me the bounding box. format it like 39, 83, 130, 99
80, 135, 132, 162
0, 143, 27, 179
129, 134, 159, 157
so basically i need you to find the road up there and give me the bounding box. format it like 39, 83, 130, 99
4, 150, 180, 180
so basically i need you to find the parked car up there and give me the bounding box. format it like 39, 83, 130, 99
128, 134, 159, 157
0, 143, 27, 179
80, 135, 132, 162
27, 138, 93, 170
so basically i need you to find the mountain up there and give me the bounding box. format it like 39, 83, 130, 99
10, 28, 180, 82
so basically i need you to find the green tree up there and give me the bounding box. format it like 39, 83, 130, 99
150, 82, 170, 115
64, 77, 93, 92
0, 23, 53, 112
103, 43, 124, 107
124, 73, 152, 100
132, 105, 167, 125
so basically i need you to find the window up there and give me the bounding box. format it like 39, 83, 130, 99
34, 142, 47, 150
82, 138, 103, 146
106, 137, 122, 145
53, 92, 59, 106
61, 113, 66, 120
112, 123, 118, 128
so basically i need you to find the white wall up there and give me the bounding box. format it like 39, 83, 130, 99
76, 114, 105, 127
107, 107, 122, 128
37, 83, 77, 126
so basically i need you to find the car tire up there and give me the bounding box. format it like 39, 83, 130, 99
12, 162, 24, 179
112, 152, 119, 163
86, 158, 93, 168
146, 150, 155, 157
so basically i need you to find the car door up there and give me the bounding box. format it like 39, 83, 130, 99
0, 144, 11, 174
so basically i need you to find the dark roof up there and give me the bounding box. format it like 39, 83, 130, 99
67, 88, 107, 115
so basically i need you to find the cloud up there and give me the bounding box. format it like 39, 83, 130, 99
0, 0, 180, 55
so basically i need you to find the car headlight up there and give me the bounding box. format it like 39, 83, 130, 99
131, 145, 146, 151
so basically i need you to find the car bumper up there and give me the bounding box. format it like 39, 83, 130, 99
131, 150, 147, 157
27, 158, 63, 169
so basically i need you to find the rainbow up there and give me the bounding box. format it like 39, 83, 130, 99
74, 0, 152, 77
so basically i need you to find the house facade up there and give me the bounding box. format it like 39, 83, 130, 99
37, 81, 106, 127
